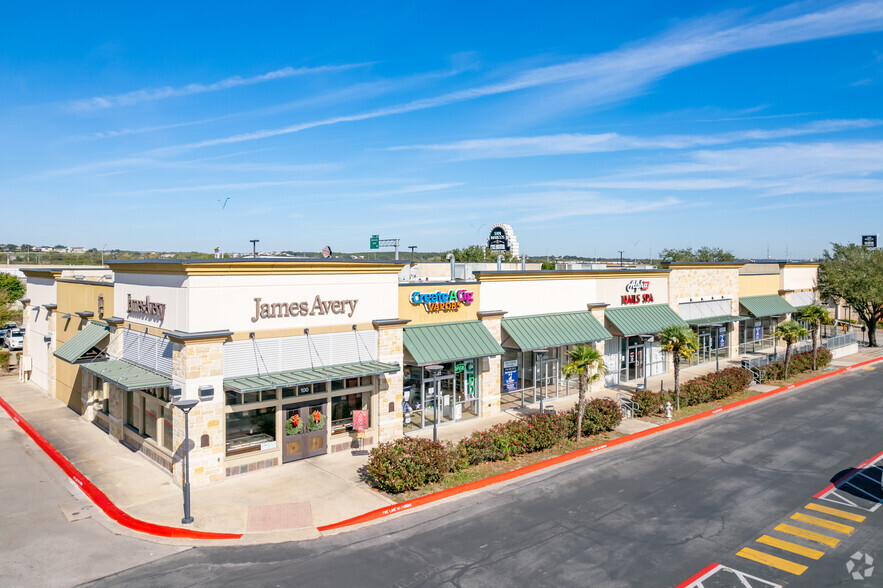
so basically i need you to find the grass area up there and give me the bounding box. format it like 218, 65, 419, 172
375, 431, 627, 502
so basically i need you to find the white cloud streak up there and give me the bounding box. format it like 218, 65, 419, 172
385, 119, 882, 159
66, 63, 371, 112
153, 1, 883, 153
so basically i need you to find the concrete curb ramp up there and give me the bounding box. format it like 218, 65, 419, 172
1, 356, 880, 541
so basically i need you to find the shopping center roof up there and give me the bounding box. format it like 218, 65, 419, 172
605, 304, 688, 337
502, 311, 611, 351
740, 295, 797, 318
404, 321, 505, 365
81, 359, 171, 391
53, 321, 109, 363
224, 361, 401, 394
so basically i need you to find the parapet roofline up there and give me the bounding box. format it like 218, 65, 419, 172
105, 257, 408, 275
473, 268, 671, 281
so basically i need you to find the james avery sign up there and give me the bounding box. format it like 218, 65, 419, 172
127, 294, 166, 321
251, 295, 358, 323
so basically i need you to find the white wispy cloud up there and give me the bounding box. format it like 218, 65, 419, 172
109, 179, 461, 197
151, 1, 883, 153
385, 119, 882, 159
66, 63, 371, 112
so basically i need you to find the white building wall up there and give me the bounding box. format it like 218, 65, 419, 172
781, 267, 818, 291
480, 279, 598, 316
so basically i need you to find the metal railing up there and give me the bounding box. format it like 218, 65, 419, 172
616, 392, 639, 419
823, 332, 857, 350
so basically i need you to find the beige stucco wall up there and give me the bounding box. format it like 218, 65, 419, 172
739, 273, 780, 298
780, 265, 819, 292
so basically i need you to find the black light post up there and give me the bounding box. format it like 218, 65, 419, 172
173, 398, 199, 525
710, 324, 724, 371
250, 239, 259, 258
425, 365, 443, 442
534, 349, 548, 413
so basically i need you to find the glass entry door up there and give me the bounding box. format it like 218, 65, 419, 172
623, 338, 644, 382
424, 374, 454, 428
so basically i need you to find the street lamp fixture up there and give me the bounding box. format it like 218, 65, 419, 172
709, 324, 725, 371
534, 349, 548, 413
250, 239, 259, 258
173, 397, 200, 525
425, 365, 443, 442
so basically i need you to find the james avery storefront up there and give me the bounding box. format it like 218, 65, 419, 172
23, 258, 818, 487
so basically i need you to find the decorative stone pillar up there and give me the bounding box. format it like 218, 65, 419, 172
167, 330, 232, 487
478, 310, 506, 417
373, 319, 408, 444
587, 303, 609, 360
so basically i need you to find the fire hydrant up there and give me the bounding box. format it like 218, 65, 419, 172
665, 401, 673, 420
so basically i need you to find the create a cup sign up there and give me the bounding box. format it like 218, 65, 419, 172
353, 410, 369, 432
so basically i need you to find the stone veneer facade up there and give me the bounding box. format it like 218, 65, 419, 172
478, 312, 504, 417
374, 322, 405, 444
666, 266, 741, 358
171, 338, 226, 487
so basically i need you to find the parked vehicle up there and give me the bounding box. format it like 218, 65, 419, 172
0, 322, 17, 346
5, 329, 23, 350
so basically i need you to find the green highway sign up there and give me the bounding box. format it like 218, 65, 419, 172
370, 234, 379, 249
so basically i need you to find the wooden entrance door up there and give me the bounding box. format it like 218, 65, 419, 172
282, 400, 328, 463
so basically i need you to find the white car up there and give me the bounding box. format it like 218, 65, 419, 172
0, 322, 17, 346
5, 329, 23, 351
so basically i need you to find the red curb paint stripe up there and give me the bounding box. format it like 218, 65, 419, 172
319, 355, 883, 532
0, 397, 241, 540
813, 446, 883, 498
676, 562, 721, 588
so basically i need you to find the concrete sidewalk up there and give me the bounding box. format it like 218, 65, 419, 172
1, 344, 880, 545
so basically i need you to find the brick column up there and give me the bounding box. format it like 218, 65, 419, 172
373, 319, 408, 444
478, 310, 506, 417
167, 331, 231, 487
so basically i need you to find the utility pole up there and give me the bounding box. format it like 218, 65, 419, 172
408, 245, 417, 263
618, 250, 624, 267
250, 239, 259, 258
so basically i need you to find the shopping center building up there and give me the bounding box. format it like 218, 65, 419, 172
20, 258, 819, 487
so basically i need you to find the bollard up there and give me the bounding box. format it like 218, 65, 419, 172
665, 401, 673, 420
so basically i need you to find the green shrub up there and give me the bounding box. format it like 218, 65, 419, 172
366, 437, 452, 493
632, 388, 664, 417
456, 413, 568, 466
762, 348, 832, 381
567, 398, 622, 437
679, 367, 753, 406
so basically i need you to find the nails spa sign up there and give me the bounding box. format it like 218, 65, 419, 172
621, 279, 654, 305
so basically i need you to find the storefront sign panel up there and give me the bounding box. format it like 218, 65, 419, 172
502, 359, 518, 392
251, 295, 359, 323
754, 324, 762, 341
718, 331, 726, 348
353, 410, 369, 432
410, 289, 474, 314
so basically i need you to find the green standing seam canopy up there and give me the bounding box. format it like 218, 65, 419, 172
81, 359, 171, 391
740, 295, 797, 318
224, 360, 400, 394
404, 320, 505, 366
686, 315, 751, 327
53, 321, 109, 363
605, 304, 688, 337
501, 311, 611, 351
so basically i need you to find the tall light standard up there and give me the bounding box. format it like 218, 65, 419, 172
250, 239, 259, 258
425, 365, 443, 442
534, 349, 548, 413
218, 197, 229, 258
710, 323, 724, 371
173, 397, 200, 524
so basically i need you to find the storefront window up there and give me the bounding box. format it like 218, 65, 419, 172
331, 393, 367, 435
162, 406, 174, 451
403, 361, 480, 433
144, 402, 158, 440
226, 407, 277, 457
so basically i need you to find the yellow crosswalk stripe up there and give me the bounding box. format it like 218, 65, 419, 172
805, 502, 867, 522
756, 535, 825, 560
791, 512, 855, 534
775, 523, 841, 547
736, 547, 807, 575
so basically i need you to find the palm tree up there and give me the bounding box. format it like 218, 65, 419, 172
774, 320, 809, 379
797, 304, 833, 370
658, 325, 699, 412
562, 344, 607, 442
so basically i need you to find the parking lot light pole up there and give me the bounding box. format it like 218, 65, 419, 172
173, 398, 200, 524
710, 324, 724, 371
425, 365, 443, 442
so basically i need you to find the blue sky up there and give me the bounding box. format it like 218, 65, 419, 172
3, 1, 882, 259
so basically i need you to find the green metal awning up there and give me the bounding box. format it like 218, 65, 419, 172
224, 360, 400, 394
404, 320, 504, 366
686, 315, 751, 327
605, 304, 688, 337
53, 321, 109, 363
81, 360, 171, 391
502, 311, 611, 351
740, 295, 797, 318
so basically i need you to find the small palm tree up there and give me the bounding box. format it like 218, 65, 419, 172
658, 325, 699, 412
562, 344, 607, 442
774, 320, 809, 379
797, 304, 833, 370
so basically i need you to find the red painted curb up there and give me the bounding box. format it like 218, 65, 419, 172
0, 396, 241, 540
676, 562, 720, 588
318, 355, 883, 532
